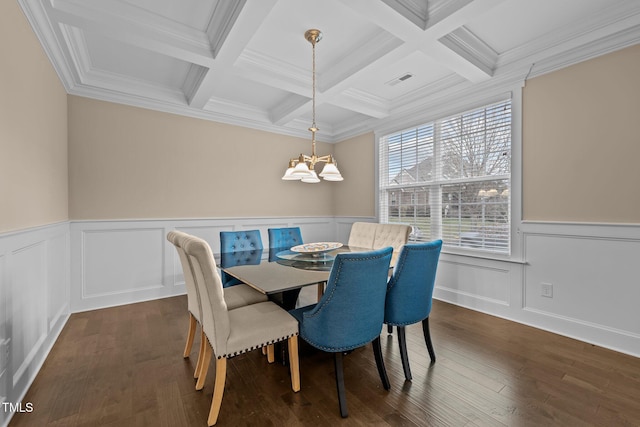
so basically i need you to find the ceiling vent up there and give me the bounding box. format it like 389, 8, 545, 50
386, 73, 413, 86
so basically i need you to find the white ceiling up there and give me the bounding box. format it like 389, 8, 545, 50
19, 0, 640, 142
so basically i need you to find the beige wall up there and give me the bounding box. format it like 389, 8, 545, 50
333, 132, 376, 217
522, 44, 640, 223
5, 0, 638, 228
68, 96, 335, 219
0, 0, 68, 233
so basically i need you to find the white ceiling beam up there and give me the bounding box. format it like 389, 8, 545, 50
234, 49, 309, 97
270, 94, 311, 126
330, 89, 390, 119
187, 0, 279, 108
337, 0, 506, 82
49, 0, 215, 66
268, 32, 405, 124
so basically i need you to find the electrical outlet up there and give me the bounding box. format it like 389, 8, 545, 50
541, 283, 553, 298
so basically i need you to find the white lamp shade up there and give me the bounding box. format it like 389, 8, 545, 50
319, 162, 341, 177
282, 167, 302, 180
323, 173, 343, 181
291, 162, 312, 176
301, 170, 320, 183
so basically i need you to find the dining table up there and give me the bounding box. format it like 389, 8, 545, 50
216, 243, 378, 364
216, 243, 371, 310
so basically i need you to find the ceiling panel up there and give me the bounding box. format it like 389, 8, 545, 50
352, 50, 453, 100
465, 0, 617, 54
18, 0, 640, 142
122, 0, 218, 31
84, 30, 192, 88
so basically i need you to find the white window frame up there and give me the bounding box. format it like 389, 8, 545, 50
375, 86, 523, 261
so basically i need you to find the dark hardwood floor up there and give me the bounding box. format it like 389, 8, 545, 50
9, 296, 640, 426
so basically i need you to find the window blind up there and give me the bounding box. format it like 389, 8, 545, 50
379, 99, 512, 253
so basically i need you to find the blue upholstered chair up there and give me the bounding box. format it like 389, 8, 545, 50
268, 227, 303, 249
219, 230, 263, 287
290, 247, 393, 418
384, 240, 442, 381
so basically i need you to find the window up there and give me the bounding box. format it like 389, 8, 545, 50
379, 100, 511, 253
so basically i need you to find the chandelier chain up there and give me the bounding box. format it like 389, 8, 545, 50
311, 37, 316, 130
281, 29, 343, 182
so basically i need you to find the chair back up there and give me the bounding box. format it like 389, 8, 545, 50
220, 230, 263, 252
347, 222, 377, 248
220, 230, 263, 286
373, 223, 411, 266
268, 227, 303, 249
219, 249, 263, 269
167, 230, 202, 322
385, 240, 442, 325
183, 235, 231, 354
299, 247, 393, 352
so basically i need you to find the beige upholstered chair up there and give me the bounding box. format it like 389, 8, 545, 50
373, 223, 412, 266
183, 234, 300, 426
167, 231, 268, 380
347, 222, 411, 266
347, 222, 378, 249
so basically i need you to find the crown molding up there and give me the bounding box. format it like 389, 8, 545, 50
18, 0, 640, 145
497, 1, 640, 71
18, 0, 75, 91
439, 26, 498, 76
381, 0, 428, 30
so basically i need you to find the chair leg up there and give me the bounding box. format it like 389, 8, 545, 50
196, 338, 212, 391
317, 282, 325, 301
372, 336, 390, 390
184, 313, 197, 358
422, 317, 436, 363
194, 330, 206, 379
207, 357, 227, 426
397, 326, 412, 381
288, 336, 301, 392
266, 344, 275, 364
334, 352, 348, 418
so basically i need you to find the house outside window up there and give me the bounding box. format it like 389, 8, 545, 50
379, 99, 512, 253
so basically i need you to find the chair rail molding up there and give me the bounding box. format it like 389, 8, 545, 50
70, 217, 338, 313
2, 216, 639, 427
435, 220, 640, 358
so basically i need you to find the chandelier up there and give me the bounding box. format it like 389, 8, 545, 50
281, 29, 343, 183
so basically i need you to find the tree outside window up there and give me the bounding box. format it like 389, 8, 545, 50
379, 100, 511, 253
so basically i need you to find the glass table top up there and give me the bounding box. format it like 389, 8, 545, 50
215, 245, 374, 295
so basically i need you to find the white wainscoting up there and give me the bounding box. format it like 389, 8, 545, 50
2, 217, 639, 427
69, 217, 341, 313
434, 221, 640, 358
0, 222, 70, 427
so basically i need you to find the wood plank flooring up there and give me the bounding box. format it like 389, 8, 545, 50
9, 296, 640, 426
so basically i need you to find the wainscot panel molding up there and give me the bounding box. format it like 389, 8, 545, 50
0, 222, 70, 427
435, 221, 640, 358
70, 217, 341, 313
3, 217, 639, 427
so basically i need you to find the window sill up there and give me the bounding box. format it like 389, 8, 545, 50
440, 249, 527, 264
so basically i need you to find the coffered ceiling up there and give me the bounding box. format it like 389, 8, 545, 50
19, 0, 640, 142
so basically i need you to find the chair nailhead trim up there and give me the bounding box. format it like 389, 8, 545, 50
217, 332, 299, 359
